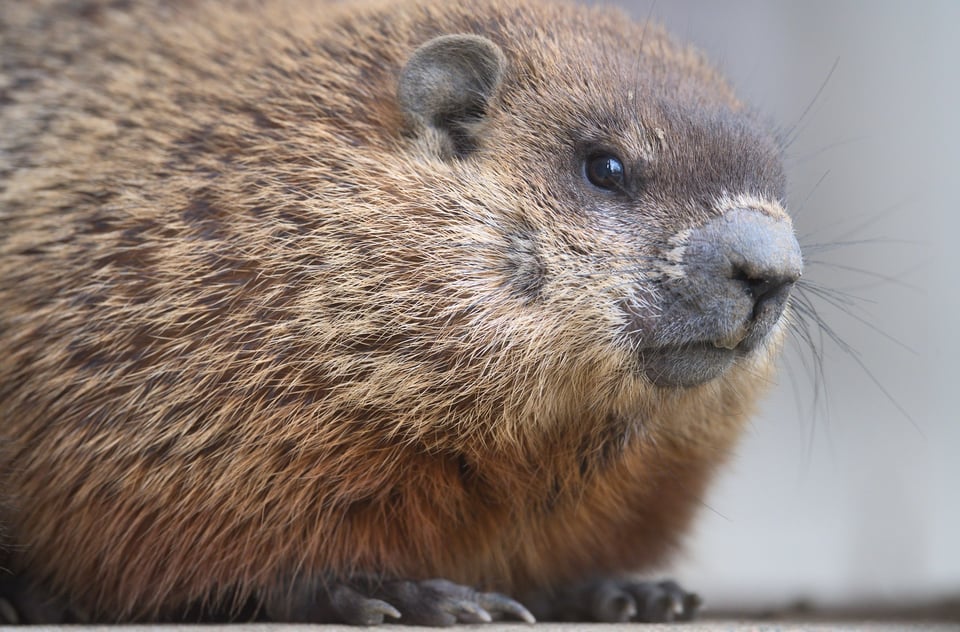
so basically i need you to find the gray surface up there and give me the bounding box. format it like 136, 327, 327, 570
6, 624, 959, 632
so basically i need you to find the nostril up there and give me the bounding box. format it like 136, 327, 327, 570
732, 269, 772, 300
732, 266, 796, 321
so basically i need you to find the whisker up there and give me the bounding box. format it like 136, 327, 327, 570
796, 281, 917, 356
790, 169, 830, 220
788, 295, 828, 414
788, 135, 869, 166
790, 281, 920, 433
801, 259, 924, 293
781, 57, 840, 150
800, 237, 918, 254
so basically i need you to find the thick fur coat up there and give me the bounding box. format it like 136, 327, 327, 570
0, 0, 791, 621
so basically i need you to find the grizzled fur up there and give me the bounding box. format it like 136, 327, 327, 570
1, 0, 790, 622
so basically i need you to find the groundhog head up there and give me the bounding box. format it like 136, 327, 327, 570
396, 30, 801, 393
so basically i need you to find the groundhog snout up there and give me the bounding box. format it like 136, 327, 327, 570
682, 206, 802, 347
635, 207, 801, 387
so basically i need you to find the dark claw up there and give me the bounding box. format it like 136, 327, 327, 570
383, 578, 532, 626
638, 588, 677, 622
0, 581, 79, 624
0, 597, 19, 625
678, 590, 704, 621
477, 590, 537, 624
666, 579, 702, 621
330, 584, 402, 626
266, 576, 534, 626
443, 598, 492, 623
589, 580, 637, 622
526, 577, 700, 623
626, 579, 701, 623
415, 582, 491, 624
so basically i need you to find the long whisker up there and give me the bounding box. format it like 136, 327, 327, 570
781, 57, 840, 150
797, 280, 917, 356
800, 260, 924, 293
789, 277, 920, 433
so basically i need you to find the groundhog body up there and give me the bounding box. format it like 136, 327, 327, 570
0, 0, 800, 624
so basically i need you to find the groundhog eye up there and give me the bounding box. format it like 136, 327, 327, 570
584, 153, 626, 191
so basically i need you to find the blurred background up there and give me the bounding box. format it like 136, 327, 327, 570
597, 0, 959, 611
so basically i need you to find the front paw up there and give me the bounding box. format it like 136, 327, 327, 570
376, 578, 535, 626
266, 577, 535, 626
588, 578, 701, 622
0, 579, 82, 625
527, 577, 702, 623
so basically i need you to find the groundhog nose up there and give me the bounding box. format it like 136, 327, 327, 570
686, 206, 802, 347
633, 206, 802, 388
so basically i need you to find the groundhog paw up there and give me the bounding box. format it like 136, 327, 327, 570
326, 584, 402, 625
266, 577, 534, 626
526, 577, 701, 623
374, 578, 535, 626
0, 579, 82, 625
591, 578, 701, 623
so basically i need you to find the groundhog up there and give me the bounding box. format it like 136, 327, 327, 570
0, 0, 803, 625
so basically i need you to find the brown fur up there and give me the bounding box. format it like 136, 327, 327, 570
1, 0, 787, 621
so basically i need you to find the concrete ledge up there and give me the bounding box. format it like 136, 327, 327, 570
7, 623, 960, 632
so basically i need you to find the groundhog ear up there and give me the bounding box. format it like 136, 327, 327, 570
398, 34, 506, 156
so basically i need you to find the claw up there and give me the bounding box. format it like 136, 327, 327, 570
477, 591, 537, 624
0, 598, 19, 625
330, 584, 401, 625
678, 591, 703, 621
533, 577, 700, 623
448, 599, 492, 623
625, 579, 702, 623
657, 579, 701, 620
589, 581, 637, 622
356, 598, 402, 625
266, 576, 533, 625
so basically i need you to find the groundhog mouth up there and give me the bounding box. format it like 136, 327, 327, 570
637, 342, 743, 388
629, 299, 792, 388
628, 206, 802, 388
621, 282, 790, 389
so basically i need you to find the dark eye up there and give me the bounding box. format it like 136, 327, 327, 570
584, 153, 626, 191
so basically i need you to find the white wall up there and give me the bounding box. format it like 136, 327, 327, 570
601, 0, 960, 607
